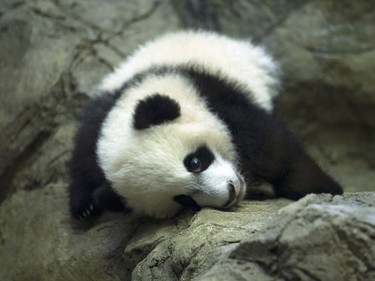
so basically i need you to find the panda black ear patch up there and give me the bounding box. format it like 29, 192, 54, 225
133, 94, 181, 130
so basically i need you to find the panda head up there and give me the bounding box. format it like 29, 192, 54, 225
97, 75, 246, 218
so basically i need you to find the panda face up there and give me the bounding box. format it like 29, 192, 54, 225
181, 145, 246, 211
97, 74, 246, 218
105, 121, 245, 218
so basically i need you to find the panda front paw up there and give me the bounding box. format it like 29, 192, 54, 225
70, 198, 102, 219
78, 203, 95, 219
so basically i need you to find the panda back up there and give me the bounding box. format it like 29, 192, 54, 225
98, 31, 279, 111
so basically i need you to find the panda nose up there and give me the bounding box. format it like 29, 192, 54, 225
223, 177, 246, 208
223, 183, 236, 208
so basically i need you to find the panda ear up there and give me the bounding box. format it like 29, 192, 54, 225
133, 94, 181, 130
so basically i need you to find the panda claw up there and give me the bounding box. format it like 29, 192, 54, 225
72, 201, 100, 220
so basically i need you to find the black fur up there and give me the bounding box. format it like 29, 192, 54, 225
68, 91, 128, 219
174, 195, 201, 211
184, 68, 343, 199
133, 94, 180, 130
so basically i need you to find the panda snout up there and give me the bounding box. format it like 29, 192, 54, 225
223, 182, 236, 208
223, 178, 246, 208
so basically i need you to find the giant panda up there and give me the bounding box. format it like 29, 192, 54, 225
68, 30, 342, 219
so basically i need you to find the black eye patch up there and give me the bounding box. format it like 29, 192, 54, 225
183, 145, 215, 173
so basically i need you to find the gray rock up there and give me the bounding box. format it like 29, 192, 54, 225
126, 194, 375, 281
126, 199, 291, 281
1, 191, 373, 281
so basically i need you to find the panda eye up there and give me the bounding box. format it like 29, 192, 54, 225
189, 157, 202, 173
183, 145, 214, 173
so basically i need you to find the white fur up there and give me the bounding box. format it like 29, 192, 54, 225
97, 73, 245, 218
194, 153, 246, 208
96, 31, 279, 218
98, 30, 279, 111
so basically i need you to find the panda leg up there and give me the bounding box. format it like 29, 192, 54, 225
235, 108, 342, 200
272, 150, 343, 200
93, 182, 130, 213
68, 179, 103, 219
263, 125, 343, 199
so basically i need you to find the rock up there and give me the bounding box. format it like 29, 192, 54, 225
202, 194, 375, 281
0, 181, 135, 281
1, 191, 373, 281
126, 194, 375, 281
125, 199, 291, 281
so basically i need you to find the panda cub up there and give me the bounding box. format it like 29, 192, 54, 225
68, 30, 342, 219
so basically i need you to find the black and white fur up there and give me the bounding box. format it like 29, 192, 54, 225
68, 31, 342, 219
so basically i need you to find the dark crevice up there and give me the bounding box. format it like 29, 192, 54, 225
51, 0, 106, 33
90, 45, 114, 71
49, 1, 160, 71
0, 131, 52, 203
5, 107, 35, 141
0, 69, 84, 205
32, 7, 66, 21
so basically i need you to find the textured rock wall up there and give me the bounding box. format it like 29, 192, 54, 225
201, 194, 375, 281
0, 1, 374, 280
108, 195, 375, 281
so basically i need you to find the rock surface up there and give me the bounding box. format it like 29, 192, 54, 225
126, 194, 375, 281
0, 0, 374, 280
202, 194, 375, 281
126, 199, 291, 281
1, 191, 374, 281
